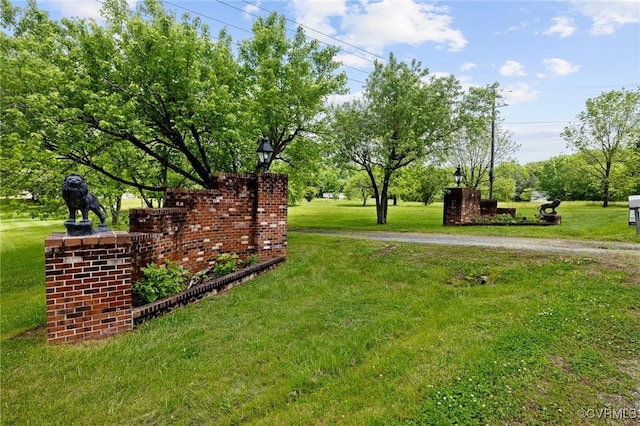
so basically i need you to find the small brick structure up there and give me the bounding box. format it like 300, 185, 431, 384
443, 188, 518, 225
45, 232, 142, 343
480, 199, 497, 218
128, 173, 287, 281
45, 173, 288, 344
443, 188, 482, 225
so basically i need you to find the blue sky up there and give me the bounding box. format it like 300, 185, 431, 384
15, 0, 640, 164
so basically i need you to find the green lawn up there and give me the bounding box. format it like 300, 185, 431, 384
1, 204, 639, 425
289, 199, 638, 242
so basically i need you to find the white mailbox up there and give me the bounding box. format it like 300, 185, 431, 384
629, 195, 640, 225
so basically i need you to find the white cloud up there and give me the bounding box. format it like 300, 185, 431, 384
41, 0, 102, 19
327, 91, 363, 106
543, 58, 580, 76
41, 0, 137, 19
506, 21, 529, 33
501, 82, 540, 105
290, 0, 467, 53
544, 16, 576, 38
460, 62, 477, 72
289, 0, 347, 37
571, 0, 640, 35
499, 60, 527, 77
243, 1, 260, 19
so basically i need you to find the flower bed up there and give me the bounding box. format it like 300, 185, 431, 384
132, 257, 285, 326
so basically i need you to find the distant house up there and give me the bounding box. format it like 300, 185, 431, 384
530, 191, 548, 202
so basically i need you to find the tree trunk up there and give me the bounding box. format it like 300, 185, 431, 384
376, 201, 387, 224
376, 175, 391, 225
110, 196, 122, 226
602, 180, 610, 207
603, 161, 611, 207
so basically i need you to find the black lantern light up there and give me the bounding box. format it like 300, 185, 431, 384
453, 165, 464, 187
256, 136, 274, 172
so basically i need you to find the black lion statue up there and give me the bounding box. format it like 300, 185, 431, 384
62, 174, 107, 227
539, 199, 561, 215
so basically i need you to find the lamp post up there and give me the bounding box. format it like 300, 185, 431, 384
256, 136, 274, 172
453, 165, 464, 187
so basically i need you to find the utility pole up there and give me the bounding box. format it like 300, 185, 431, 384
488, 86, 510, 200
489, 88, 496, 200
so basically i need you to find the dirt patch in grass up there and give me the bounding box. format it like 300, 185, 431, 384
596, 255, 640, 286
369, 244, 398, 258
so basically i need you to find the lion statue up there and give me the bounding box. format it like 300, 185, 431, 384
62, 174, 107, 227
538, 199, 561, 215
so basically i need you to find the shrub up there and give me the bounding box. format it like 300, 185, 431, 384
244, 254, 260, 267
133, 260, 189, 304
213, 253, 242, 277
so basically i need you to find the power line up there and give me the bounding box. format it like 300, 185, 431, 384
215, 0, 378, 70
239, 0, 387, 63
164, 1, 252, 36
163, 0, 371, 86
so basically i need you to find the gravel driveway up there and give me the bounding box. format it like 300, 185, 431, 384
295, 230, 640, 262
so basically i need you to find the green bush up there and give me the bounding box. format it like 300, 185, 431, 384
133, 260, 189, 304
244, 254, 260, 267
213, 253, 242, 277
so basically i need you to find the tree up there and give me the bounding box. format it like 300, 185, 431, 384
491, 176, 516, 202
343, 171, 374, 206
537, 154, 600, 201
494, 161, 539, 201
450, 85, 519, 192
330, 54, 462, 224
1, 0, 70, 206
394, 164, 449, 205
239, 14, 347, 166
562, 87, 640, 207
1, 0, 346, 203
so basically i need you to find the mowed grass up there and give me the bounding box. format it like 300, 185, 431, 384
289, 199, 638, 242
1, 213, 639, 425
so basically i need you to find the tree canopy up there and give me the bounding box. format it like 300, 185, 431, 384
450, 85, 519, 192
1, 0, 346, 203
329, 54, 463, 224
562, 87, 640, 207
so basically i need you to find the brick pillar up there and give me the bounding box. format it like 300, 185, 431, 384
255, 173, 288, 261
443, 187, 481, 225
45, 232, 135, 344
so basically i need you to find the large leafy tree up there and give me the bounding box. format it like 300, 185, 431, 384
1, 0, 346, 204
330, 54, 462, 224
537, 154, 601, 201
450, 85, 519, 193
0, 0, 72, 206
394, 164, 450, 205
562, 87, 640, 207
239, 13, 347, 164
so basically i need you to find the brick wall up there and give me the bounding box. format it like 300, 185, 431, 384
443, 188, 481, 225
480, 199, 497, 218
254, 173, 288, 259
45, 173, 288, 344
128, 173, 288, 275
44, 232, 146, 344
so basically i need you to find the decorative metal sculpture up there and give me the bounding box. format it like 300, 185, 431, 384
62, 174, 109, 236
538, 199, 561, 215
